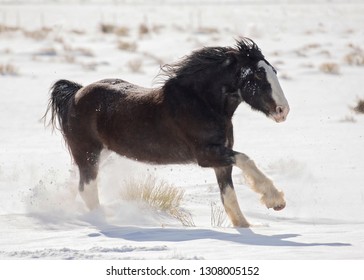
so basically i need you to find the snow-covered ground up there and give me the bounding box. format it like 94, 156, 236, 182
1, 1, 364, 260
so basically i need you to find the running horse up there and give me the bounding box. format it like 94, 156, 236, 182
44, 38, 289, 227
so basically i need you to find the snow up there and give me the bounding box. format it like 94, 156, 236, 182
1, 0, 364, 260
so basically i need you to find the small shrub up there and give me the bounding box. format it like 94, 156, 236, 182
0, 63, 19, 75
121, 175, 194, 226
353, 99, 364, 114
319, 62, 340, 75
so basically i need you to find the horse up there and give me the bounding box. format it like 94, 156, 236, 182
44, 38, 289, 227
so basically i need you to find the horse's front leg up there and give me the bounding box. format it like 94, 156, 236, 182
234, 152, 286, 211
214, 166, 250, 227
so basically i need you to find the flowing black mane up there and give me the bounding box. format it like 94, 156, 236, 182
235, 38, 264, 59
161, 38, 265, 82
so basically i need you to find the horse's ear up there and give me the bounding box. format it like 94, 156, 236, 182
223, 50, 239, 67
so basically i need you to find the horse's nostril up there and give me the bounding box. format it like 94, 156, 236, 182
276, 106, 284, 114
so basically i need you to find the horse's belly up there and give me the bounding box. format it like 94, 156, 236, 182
105, 134, 195, 165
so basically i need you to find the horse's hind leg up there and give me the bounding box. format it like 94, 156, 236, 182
214, 166, 250, 227
234, 152, 286, 211
70, 141, 102, 210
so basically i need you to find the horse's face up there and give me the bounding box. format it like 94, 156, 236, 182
239, 59, 289, 122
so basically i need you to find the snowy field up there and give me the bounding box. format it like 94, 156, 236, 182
1, 0, 364, 260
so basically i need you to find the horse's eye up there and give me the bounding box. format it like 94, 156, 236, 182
255, 69, 265, 80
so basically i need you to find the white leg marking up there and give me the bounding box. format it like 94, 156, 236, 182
235, 153, 286, 211
79, 179, 100, 210
222, 186, 250, 227
99, 148, 112, 168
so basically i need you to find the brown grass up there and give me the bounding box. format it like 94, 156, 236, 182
196, 27, 219, 34
23, 27, 52, 40
344, 47, 364, 66
121, 175, 194, 226
100, 23, 129, 36
117, 40, 137, 52
139, 23, 150, 36
319, 62, 340, 75
210, 202, 228, 227
0, 24, 19, 32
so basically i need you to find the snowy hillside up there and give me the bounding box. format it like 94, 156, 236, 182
0, 1, 364, 261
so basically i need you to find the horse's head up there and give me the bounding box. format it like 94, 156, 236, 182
233, 39, 289, 123
161, 38, 289, 122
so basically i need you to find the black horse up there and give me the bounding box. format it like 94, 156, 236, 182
45, 38, 289, 227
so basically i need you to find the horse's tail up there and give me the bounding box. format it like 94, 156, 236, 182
43, 79, 82, 133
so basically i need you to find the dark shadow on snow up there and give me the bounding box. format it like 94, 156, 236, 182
88, 219, 351, 247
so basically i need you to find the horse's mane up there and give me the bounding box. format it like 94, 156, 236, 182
160, 38, 264, 82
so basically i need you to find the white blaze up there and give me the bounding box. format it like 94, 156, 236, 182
257, 60, 288, 108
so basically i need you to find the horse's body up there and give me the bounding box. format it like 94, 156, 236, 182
45, 38, 289, 227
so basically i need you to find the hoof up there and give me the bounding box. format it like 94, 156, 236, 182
261, 190, 286, 211
233, 222, 250, 228
273, 202, 286, 211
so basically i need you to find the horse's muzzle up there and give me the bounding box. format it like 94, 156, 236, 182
270, 105, 290, 123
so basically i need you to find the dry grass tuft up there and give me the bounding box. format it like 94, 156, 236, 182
23, 27, 52, 40
121, 175, 195, 226
319, 62, 340, 75
0, 24, 19, 33
196, 27, 219, 34
99, 23, 129, 36
210, 202, 228, 227
114, 26, 130, 37
353, 99, 364, 114
344, 45, 364, 66
139, 23, 150, 36
0, 63, 19, 75
117, 40, 137, 52
100, 23, 114, 33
